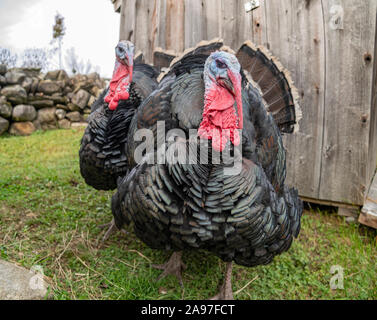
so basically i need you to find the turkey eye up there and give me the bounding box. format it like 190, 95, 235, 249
216, 60, 227, 69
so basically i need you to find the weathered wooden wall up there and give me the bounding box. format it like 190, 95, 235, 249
117, 0, 377, 207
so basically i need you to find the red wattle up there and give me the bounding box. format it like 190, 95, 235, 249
198, 75, 243, 152
198, 80, 242, 151
105, 62, 132, 110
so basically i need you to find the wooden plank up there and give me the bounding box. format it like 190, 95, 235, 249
319, 0, 377, 205
184, 0, 205, 48
367, 10, 377, 191
250, 0, 268, 47
337, 207, 359, 218
220, 0, 237, 48
150, 0, 159, 57
155, 0, 167, 49
264, 0, 326, 200
165, 0, 185, 52
202, 0, 222, 40
135, 0, 158, 63
360, 172, 377, 229
234, 0, 253, 50
119, 0, 136, 42
301, 196, 360, 210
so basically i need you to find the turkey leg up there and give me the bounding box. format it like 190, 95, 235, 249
210, 261, 234, 300
152, 251, 186, 287
98, 218, 127, 246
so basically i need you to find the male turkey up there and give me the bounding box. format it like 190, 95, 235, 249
79, 40, 158, 239
112, 39, 303, 299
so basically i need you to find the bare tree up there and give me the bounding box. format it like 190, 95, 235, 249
65, 47, 79, 74
20, 48, 52, 72
0, 47, 18, 68
65, 47, 100, 75
51, 12, 66, 69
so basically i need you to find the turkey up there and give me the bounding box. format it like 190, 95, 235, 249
111, 39, 303, 299
79, 40, 159, 240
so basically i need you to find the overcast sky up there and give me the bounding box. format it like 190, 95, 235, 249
0, 0, 120, 77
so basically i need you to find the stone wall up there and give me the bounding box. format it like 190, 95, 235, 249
0, 65, 106, 136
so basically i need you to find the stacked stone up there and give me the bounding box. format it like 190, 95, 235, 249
0, 65, 106, 136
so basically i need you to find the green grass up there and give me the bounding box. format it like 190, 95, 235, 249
0, 129, 376, 300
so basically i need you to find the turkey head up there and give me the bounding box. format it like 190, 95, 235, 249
198, 51, 243, 152
105, 40, 135, 110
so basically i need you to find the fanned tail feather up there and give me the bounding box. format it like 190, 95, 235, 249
236, 41, 302, 133
158, 38, 224, 82
134, 51, 144, 64
153, 47, 177, 73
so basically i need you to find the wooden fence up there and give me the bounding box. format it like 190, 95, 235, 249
113, 0, 377, 210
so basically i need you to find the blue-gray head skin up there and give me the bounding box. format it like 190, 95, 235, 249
115, 40, 135, 66
203, 51, 241, 95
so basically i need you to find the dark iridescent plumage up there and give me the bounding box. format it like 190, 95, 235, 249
79, 62, 158, 191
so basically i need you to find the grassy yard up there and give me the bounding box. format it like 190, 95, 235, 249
0, 129, 376, 300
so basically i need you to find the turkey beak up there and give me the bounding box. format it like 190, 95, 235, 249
218, 76, 236, 96
224, 78, 236, 96
124, 51, 134, 67
119, 53, 133, 67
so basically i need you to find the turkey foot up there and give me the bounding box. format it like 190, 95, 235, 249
210, 262, 234, 300
152, 251, 186, 287
98, 218, 127, 246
